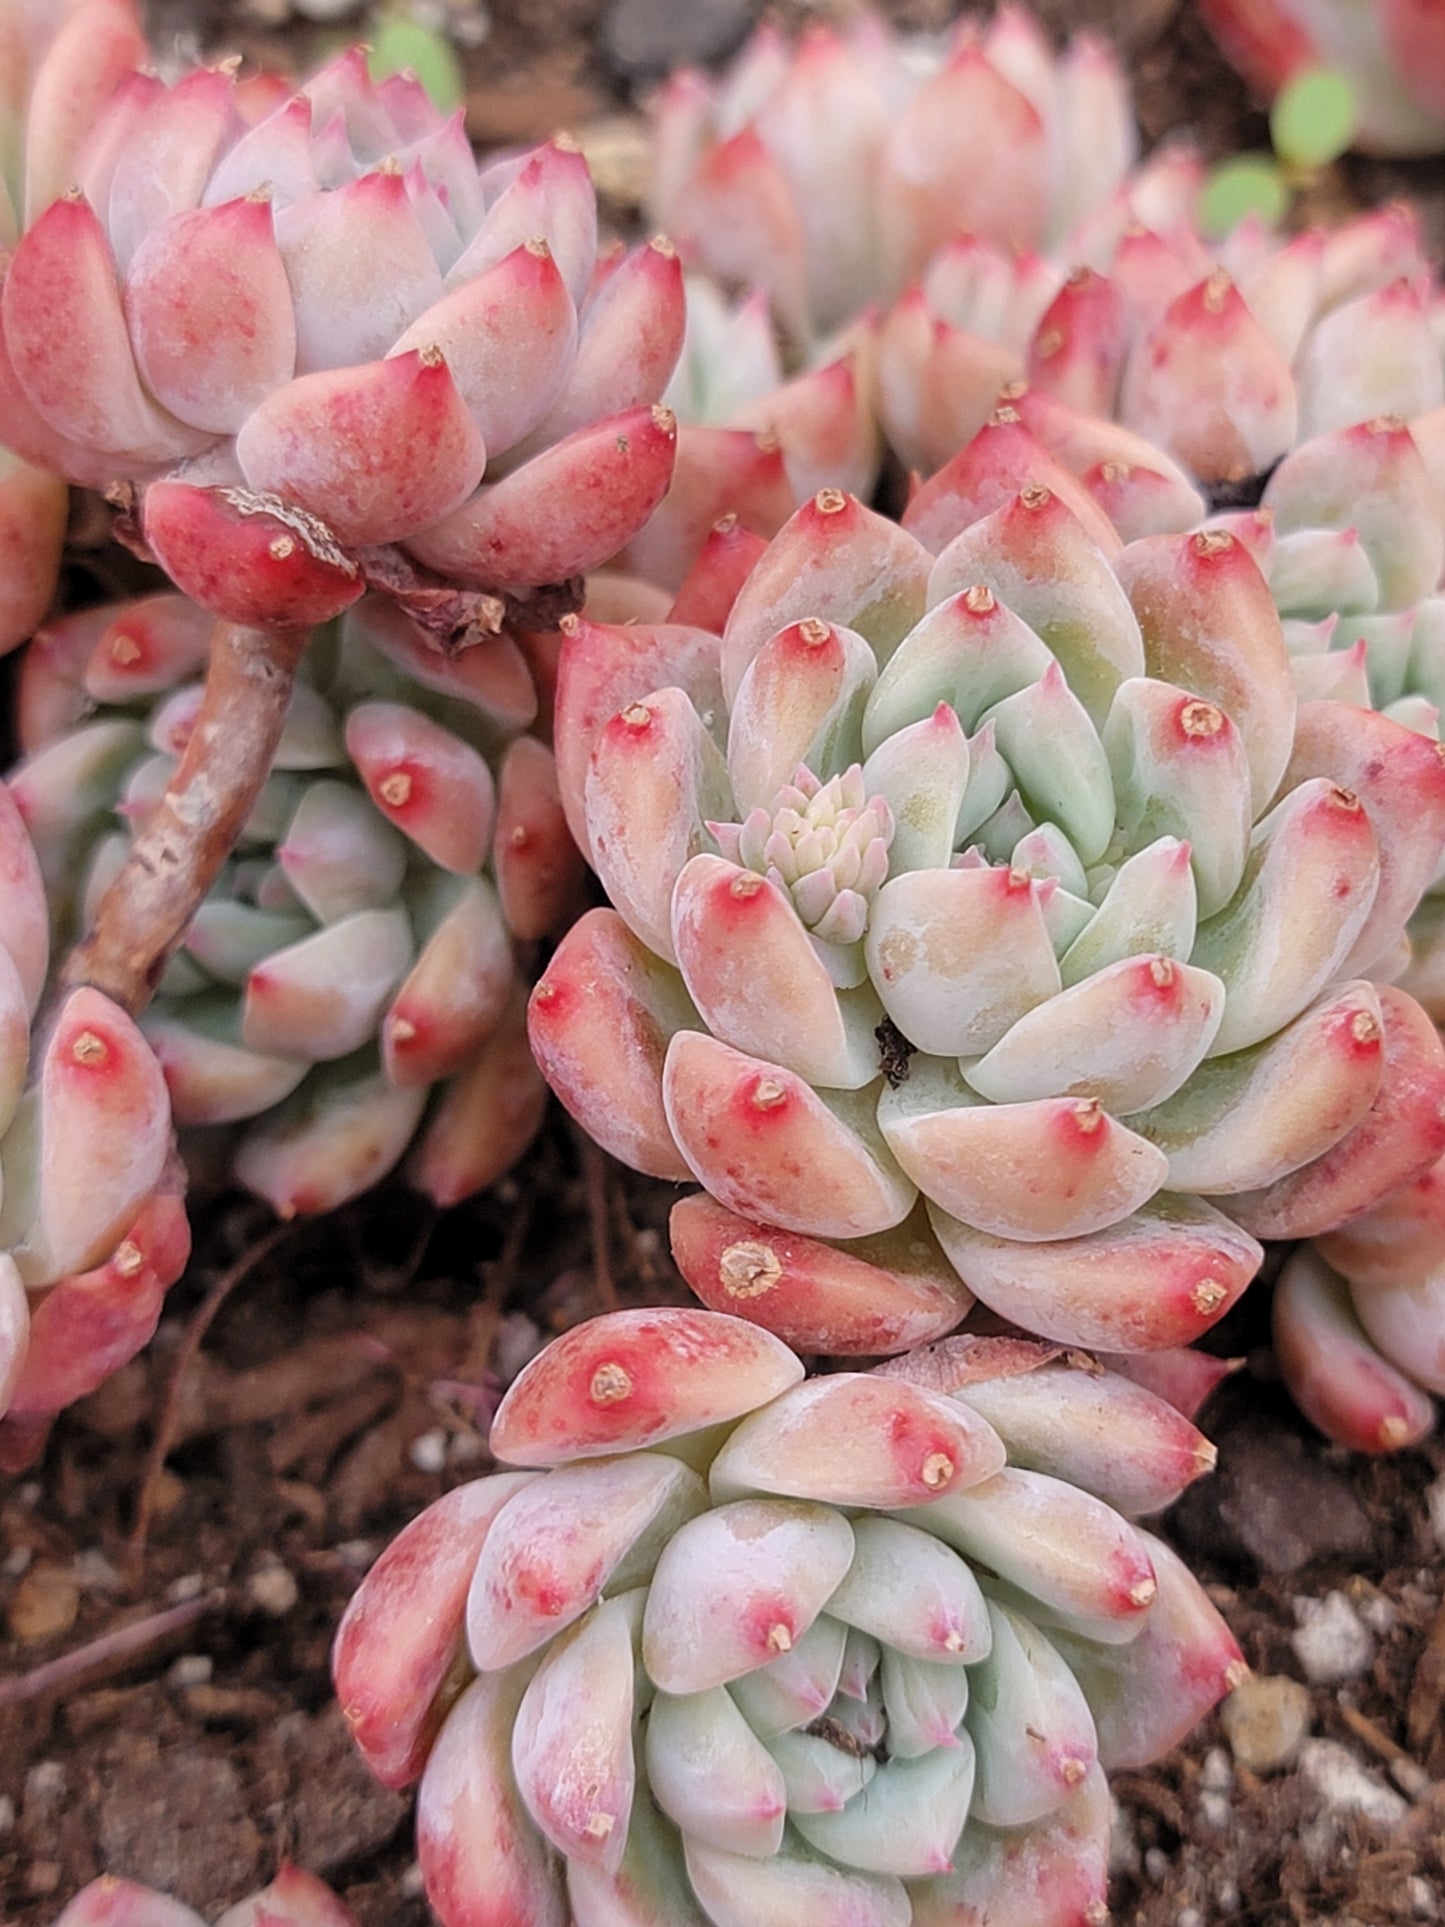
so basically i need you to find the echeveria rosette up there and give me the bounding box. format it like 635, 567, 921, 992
333, 1305, 1241, 1927
651, 7, 1137, 346
10, 591, 583, 1220
530, 483, 1445, 1364
1200, 0, 1445, 156
0, 33, 683, 635
0, 776, 181, 1449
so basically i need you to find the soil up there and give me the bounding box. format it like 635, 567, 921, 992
4, 5, 1445, 1926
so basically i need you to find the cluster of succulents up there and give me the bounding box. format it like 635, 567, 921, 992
6, 0, 1445, 1920
1200, 0, 1445, 156
334, 1307, 1241, 1927
10, 589, 582, 1219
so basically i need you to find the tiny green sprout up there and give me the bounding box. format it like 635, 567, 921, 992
1271, 67, 1357, 171
1198, 153, 1290, 239
367, 10, 464, 111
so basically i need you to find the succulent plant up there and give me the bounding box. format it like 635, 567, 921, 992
335, 1305, 1241, 1927
9, 588, 582, 1220
651, 7, 1136, 347
1200, 0, 1445, 156
533, 475, 1445, 1362
1, 4, 683, 636
0, 775, 178, 1443
51, 1863, 357, 1927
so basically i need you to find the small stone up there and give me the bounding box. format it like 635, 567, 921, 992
1299, 1739, 1409, 1830
71, 1547, 121, 1591
167, 1654, 214, 1689
1108, 1797, 1141, 1879
1409, 1877, 1439, 1917
1144, 1848, 1170, 1882
247, 1558, 299, 1618
8, 1564, 80, 1642
409, 1428, 447, 1474
3, 1545, 31, 1577
1200, 1746, 1233, 1792
25, 1761, 65, 1803
0, 1794, 15, 1834
1220, 1673, 1313, 1772
1178, 1909, 1204, 1927
1291, 1590, 1374, 1685
24, 1860, 60, 1898
1427, 1472, 1445, 1554
1199, 1789, 1231, 1828
167, 1572, 206, 1603
1216, 1881, 1241, 1912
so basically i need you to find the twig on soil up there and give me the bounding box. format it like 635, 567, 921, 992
126, 1221, 298, 1574
60, 618, 309, 1017
571, 1120, 620, 1313
0, 1588, 225, 1707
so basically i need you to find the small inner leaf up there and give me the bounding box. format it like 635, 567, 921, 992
1271, 67, 1356, 170
1197, 155, 1289, 239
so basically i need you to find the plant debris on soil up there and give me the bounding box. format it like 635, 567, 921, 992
3, 4, 1445, 1925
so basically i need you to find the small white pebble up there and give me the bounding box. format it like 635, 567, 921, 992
1198, 1790, 1231, 1829
1427, 1473, 1445, 1555
1299, 1739, 1409, 1828
334, 1539, 375, 1572
1216, 1881, 1241, 1912
1409, 1876, 1439, 1917
71, 1549, 120, 1592
409, 1429, 448, 1475
1291, 1590, 1375, 1685
2, 1546, 33, 1579
167, 1654, 213, 1689
1357, 1591, 1397, 1635
1144, 1848, 1170, 1883
1108, 1798, 1140, 1879
247, 1560, 299, 1618
494, 1312, 544, 1382
25, 1762, 65, 1802
1200, 1746, 1233, 1792
1391, 1755, 1430, 1799
17, 1482, 40, 1508
1178, 1909, 1204, 1927
401, 1863, 427, 1899
167, 1572, 206, 1603
0, 1795, 15, 1835
448, 1430, 486, 1467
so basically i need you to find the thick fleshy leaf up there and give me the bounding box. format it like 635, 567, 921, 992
141, 482, 364, 631
405, 403, 678, 591
407, 990, 549, 1207
242, 907, 412, 1061
909, 1765, 1111, 1927
929, 1193, 1261, 1351
468, 1453, 706, 1671
490, 1306, 803, 1466
668, 1194, 973, 1356
641, 1498, 854, 1694
236, 351, 485, 548
1273, 1248, 1435, 1453
0, 452, 67, 658
646, 1685, 786, 1859
662, 1031, 916, 1239
528, 909, 697, 1181
416, 1670, 569, 1927
232, 1061, 426, 1217
493, 735, 585, 942
825, 1514, 991, 1662
964, 1597, 1096, 1827
382, 877, 512, 1086
346, 703, 496, 874
709, 1372, 1004, 1508
332, 1471, 538, 1788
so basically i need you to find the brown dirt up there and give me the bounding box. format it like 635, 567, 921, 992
4, 5, 1445, 1925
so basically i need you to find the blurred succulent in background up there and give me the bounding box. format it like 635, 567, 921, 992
651, 6, 1136, 348
52, 1863, 357, 1927
531, 477, 1445, 1369
0, 776, 179, 1452
1200, 0, 1445, 157
335, 1306, 1241, 1927
10, 589, 583, 1222
1196, 64, 1357, 237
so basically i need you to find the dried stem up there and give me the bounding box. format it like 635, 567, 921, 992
61, 617, 309, 1018
0, 1589, 224, 1707
127, 1220, 296, 1573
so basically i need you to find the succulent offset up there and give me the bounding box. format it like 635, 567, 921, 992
1, 0, 683, 636
335, 1306, 1241, 1927
11, 589, 582, 1219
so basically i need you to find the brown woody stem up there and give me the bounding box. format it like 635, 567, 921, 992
60, 618, 309, 1017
